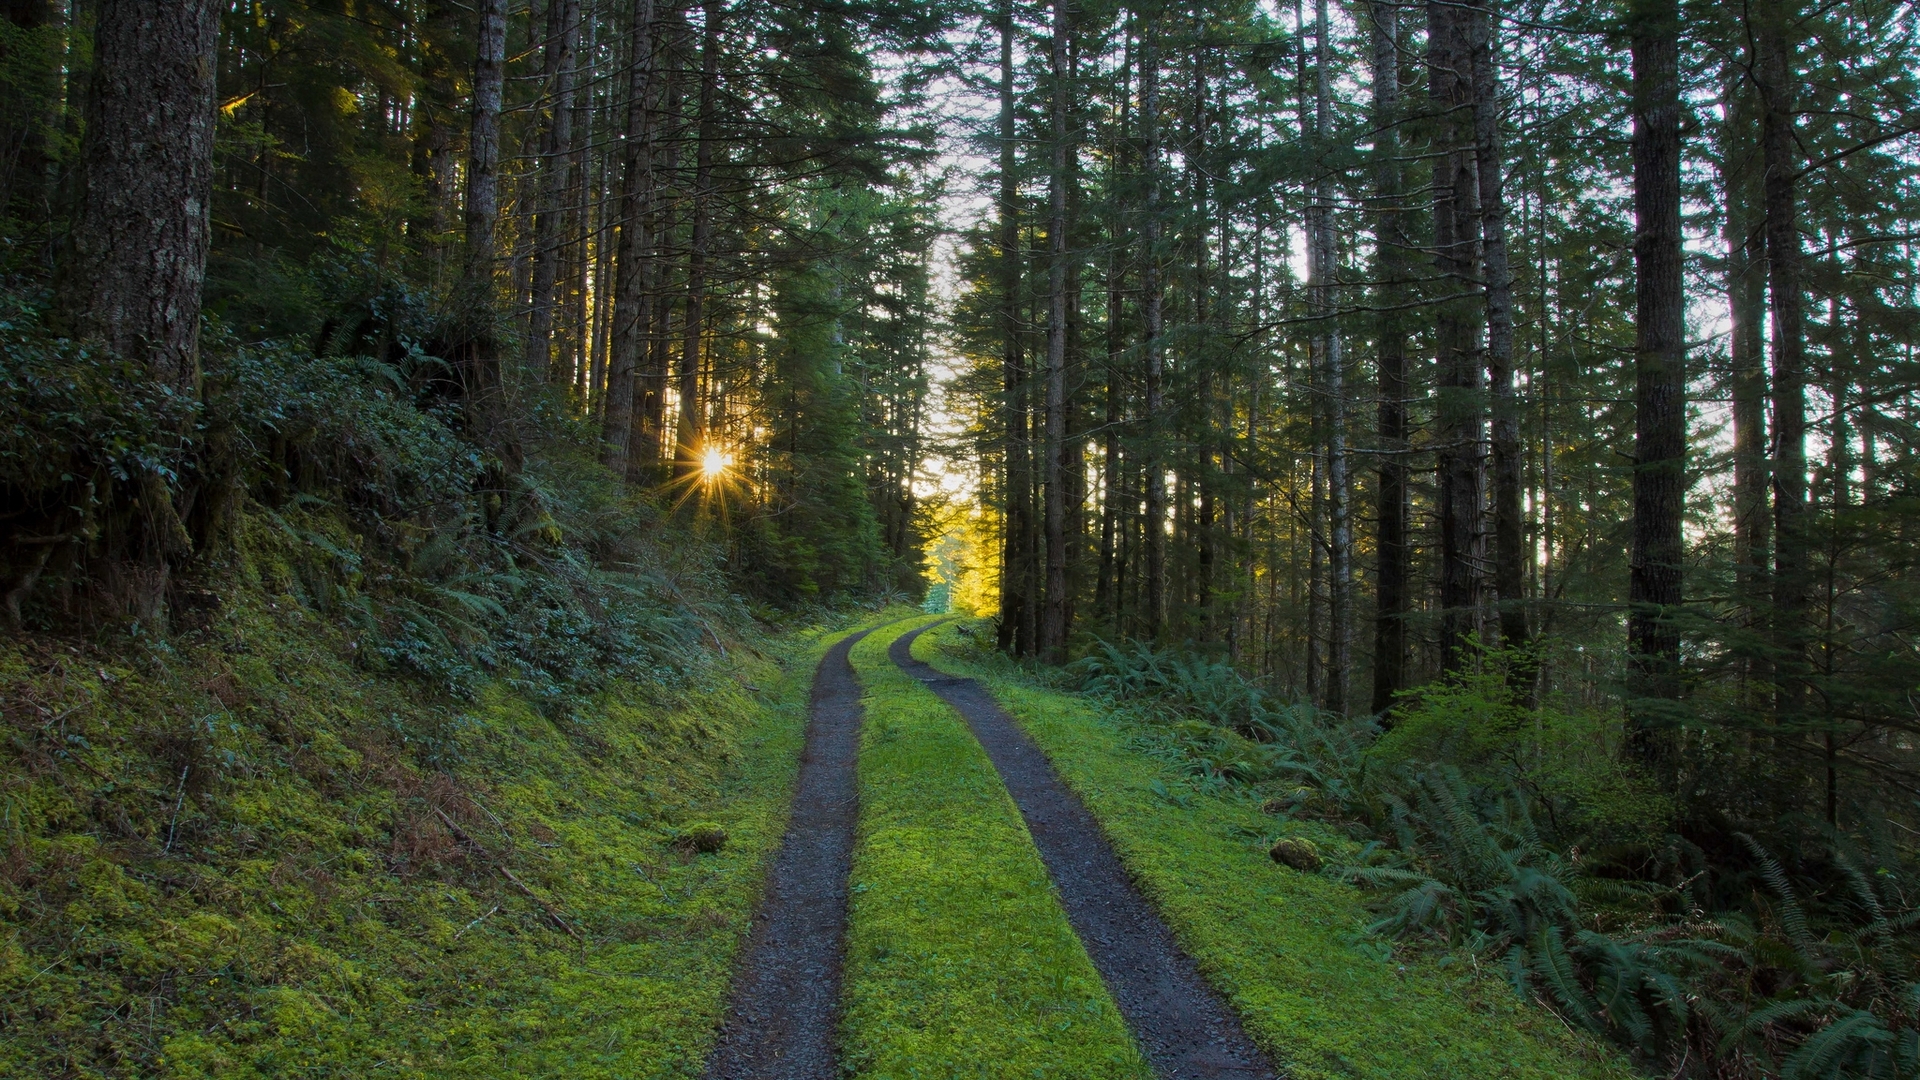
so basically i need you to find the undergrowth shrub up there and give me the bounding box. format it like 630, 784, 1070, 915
1072, 637, 1920, 1079
6, 276, 740, 709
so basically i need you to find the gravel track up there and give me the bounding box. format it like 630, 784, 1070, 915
704, 627, 878, 1080
890, 623, 1279, 1080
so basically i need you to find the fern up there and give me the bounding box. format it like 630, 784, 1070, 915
1739, 832, 1819, 954
1531, 925, 1604, 1032
1064, 638, 1920, 1076
1781, 1009, 1892, 1079
1724, 997, 1833, 1051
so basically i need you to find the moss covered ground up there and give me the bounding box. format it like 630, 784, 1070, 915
909, 620, 1636, 1080
0, 558, 889, 1077
838, 618, 1151, 1079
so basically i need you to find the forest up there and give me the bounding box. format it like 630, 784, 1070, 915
1, 0, 1918, 1077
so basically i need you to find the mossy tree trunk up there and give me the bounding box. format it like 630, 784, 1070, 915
53, 0, 219, 622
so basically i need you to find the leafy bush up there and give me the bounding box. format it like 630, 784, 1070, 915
0, 275, 738, 705
1073, 637, 1920, 1078
1371, 655, 1670, 843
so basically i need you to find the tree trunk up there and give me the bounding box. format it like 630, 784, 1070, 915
1753, 0, 1807, 718
1627, 0, 1686, 761
1096, 216, 1125, 624
994, 1, 1029, 654
454, 0, 508, 453
1040, 0, 1073, 662
602, 0, 658, 477
1140, 23, 1168, 642
676, 0, 723, 480
1474, 0, 1528, 674
59, 0, 219, 391
1309, 0, 1350, 713
1307, 425, 1325, 702
52, 0, 218, 622
1190, 58, 1217, 642
462, 0, 507, 312
1722, 67, 1770, 655
1095, 31, 1130, 627
561, 7, 598, 392
1023, 280, 1044, 654
1368, 0, 1411, 715
524, 0, 583, 384
1062, 37, 1086, 648
1429, 0, 1484, 674
634, 13, 687, 481
588, 123, 616, 402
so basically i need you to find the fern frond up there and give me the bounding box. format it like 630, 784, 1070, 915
1781, 1009, 1889, 1080
1833, 849, 1893, 942
1531, 925, 1603, 1034
1739, 831, 1818, 955
1722, 996, 1833, 1051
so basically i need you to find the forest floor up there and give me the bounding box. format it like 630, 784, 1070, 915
3, 605, 1635, 1079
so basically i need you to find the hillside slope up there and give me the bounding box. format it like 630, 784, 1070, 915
0, 554, 875, 1078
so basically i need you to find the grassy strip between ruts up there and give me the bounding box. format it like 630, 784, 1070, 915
1, 593, 895, 1079
910, 620, 1637, 1080
839, 617, 1153, 1079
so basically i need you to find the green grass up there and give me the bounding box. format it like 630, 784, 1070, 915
910, 620, 1636, 1080
0, 564, 896, 1078
838, 618, 1151, 1080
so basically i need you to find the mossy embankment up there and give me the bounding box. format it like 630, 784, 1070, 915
909, 620, 1635, 1080
838, 618, 1151, 1078
0, 566, 883, 1077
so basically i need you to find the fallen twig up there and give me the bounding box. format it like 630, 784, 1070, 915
455, 905, 500, 939
433, 805, 581, 940
163, 766, 189, 853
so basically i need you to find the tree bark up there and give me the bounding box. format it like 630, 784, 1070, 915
1627, 0, 1686, 761
1040, 0, 1074, 662
1140, 21, 1168, 642
602, 0, 658, 478
1308, 0, 1350, 713
635, 13, 687, 481
59, 0, 219, 392
454, 0, 508, 451
52, 0, 218, 622
676, 0, 723, 479
561, 7, 599, 391
994, 0, 1030, 654
1753, 0, 1807, 718
524, 0, 584, 384
1429, 0, 1485, 675
1474, 0, 1528, 678
1721, 66, 1770, 651
1368, 0, 1411, 714
462, 0, 507, 311
1095, 32, 1130, 626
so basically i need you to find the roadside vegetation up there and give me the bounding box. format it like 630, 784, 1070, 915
911, 620, 1635, 1080
919, 620, 1920, 1079
0, 571, 879, 1078
838, 618, 1151, 1078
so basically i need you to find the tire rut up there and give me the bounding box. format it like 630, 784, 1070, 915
890, 623, 1279, 1080
704, 627, 879, 1080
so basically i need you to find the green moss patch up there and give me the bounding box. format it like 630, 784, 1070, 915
837, 619, 1150, 1079
0, 593, 889, 1078
910, 621, 1635, 1080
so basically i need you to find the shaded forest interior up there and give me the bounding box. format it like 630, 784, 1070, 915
2, 0, 1920, 1077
